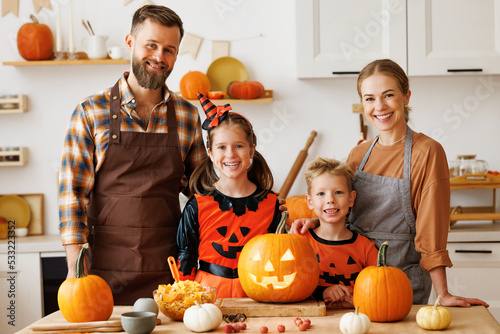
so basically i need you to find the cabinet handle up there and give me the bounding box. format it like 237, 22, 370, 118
455, 249, 492, 254
332, 71, 360, 75
447, 68, 483, 73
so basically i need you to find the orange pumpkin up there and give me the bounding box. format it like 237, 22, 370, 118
353, 241, 413, 322
286, 194, 317, 226
57, 243, 114, 322
238, 212, 319, 303
17, 15, 54, 61
227, 81, 265, 99
180, 71, 211, 100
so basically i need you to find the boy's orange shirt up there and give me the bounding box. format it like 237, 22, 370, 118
304, 229, 378, 293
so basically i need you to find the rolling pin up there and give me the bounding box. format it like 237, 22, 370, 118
278, 131, 317, 199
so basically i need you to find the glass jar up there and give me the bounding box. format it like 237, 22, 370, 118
5, 147, 20, 162
457, 155, 489, 175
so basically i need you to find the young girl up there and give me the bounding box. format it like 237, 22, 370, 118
176, 93, 282, 298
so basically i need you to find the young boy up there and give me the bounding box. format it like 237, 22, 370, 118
304, 157, 378, 308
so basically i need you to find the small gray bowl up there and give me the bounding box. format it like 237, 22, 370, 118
121, 311, 157, 334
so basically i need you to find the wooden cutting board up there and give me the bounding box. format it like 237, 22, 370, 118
215, 298, 326, 317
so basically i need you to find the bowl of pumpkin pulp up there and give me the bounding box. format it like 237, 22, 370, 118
153, 281, 216, 321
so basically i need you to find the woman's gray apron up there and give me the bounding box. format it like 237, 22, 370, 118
349, 127, 431, 304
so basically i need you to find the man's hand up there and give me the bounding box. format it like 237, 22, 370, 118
65, 244, 88, 278
288, 218, 319, 235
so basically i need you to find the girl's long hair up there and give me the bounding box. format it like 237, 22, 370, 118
189, 113, 274, 196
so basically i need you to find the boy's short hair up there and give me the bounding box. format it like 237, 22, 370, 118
304, 157, 354, 194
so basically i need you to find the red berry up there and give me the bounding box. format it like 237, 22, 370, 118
224, 324, 233, 333
233, 324, 241, 332
278, 324, 286, 332
295, 319, 303, 326
303, 319, 311, 324
260, 326, 269, 333
299, 323, 308, 331
240, 323, 247, 330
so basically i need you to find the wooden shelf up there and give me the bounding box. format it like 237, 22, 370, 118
450, 173, 500, 224
0, 147, 28, 166
3, 58, 128, 66
450, 173, 500, 190
184, 90, 274, 104
0, 95, 27, 114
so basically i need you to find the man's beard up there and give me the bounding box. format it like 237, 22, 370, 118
131, 55, 172, 90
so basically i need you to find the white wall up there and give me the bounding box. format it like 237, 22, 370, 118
1, 0, 499, 236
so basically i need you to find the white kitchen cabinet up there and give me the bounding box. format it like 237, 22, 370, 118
0, 252, 42, 334
296, 0, 407, 78
297, 0, 500, 77
445, 242, 500, 321
428, 223, 500, 323
0, 236, 65, 334
407, 0, 500, 76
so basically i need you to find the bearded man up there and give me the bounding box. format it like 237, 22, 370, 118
58, 5, 206, 305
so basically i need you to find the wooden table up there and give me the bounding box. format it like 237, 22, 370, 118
16, 304, 500, 334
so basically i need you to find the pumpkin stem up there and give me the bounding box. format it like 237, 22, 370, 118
276, 211, 289, 234
30, 14, 39, 24
354, 306, 360, 315
434, 295, 442, 310
75, 243, 89, 279
377, 241, 389, 267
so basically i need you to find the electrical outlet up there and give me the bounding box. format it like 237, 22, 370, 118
352, 104, 364, 113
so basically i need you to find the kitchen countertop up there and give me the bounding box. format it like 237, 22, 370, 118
0, 234, 64, 254
2, 221, 499, 255
17, 304, 500, 334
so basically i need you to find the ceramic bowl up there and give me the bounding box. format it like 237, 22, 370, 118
153, 286, 216, 321
121, 311, 156, 334
15, 228, 28, 237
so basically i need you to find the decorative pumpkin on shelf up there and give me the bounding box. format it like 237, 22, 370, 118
180, 71, 211, 100
285, 194, 317, 226
353, 241, 413, 322
416, 295, 452, 330
238, 212, 320, 303
227, 81, 265, 99
183, 300, 222, 332
57, 243, 114, 323
17, 15, 54, 61
339, 306, 371, 334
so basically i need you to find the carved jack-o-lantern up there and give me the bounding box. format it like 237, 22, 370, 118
238, 212, 320, 303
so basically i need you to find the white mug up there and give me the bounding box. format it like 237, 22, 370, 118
82, 35, 109, 59
108, 46, 123, 60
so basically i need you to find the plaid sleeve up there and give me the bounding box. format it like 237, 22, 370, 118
58, 100, 97, 245
172, 94, 207, 189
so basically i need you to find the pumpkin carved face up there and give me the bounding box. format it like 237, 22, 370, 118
238, 231, 319, 303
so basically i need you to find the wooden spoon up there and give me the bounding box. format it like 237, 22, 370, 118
168, 256, 180, 282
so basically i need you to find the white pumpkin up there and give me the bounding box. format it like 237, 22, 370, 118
183, 301, 222, 332
339, 306, 371, 334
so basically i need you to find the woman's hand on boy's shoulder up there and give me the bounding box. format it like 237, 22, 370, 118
289, 218, 320, 235
277, 196, 287, 212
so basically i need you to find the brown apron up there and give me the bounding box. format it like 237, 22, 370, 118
86, 80, 184, 305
